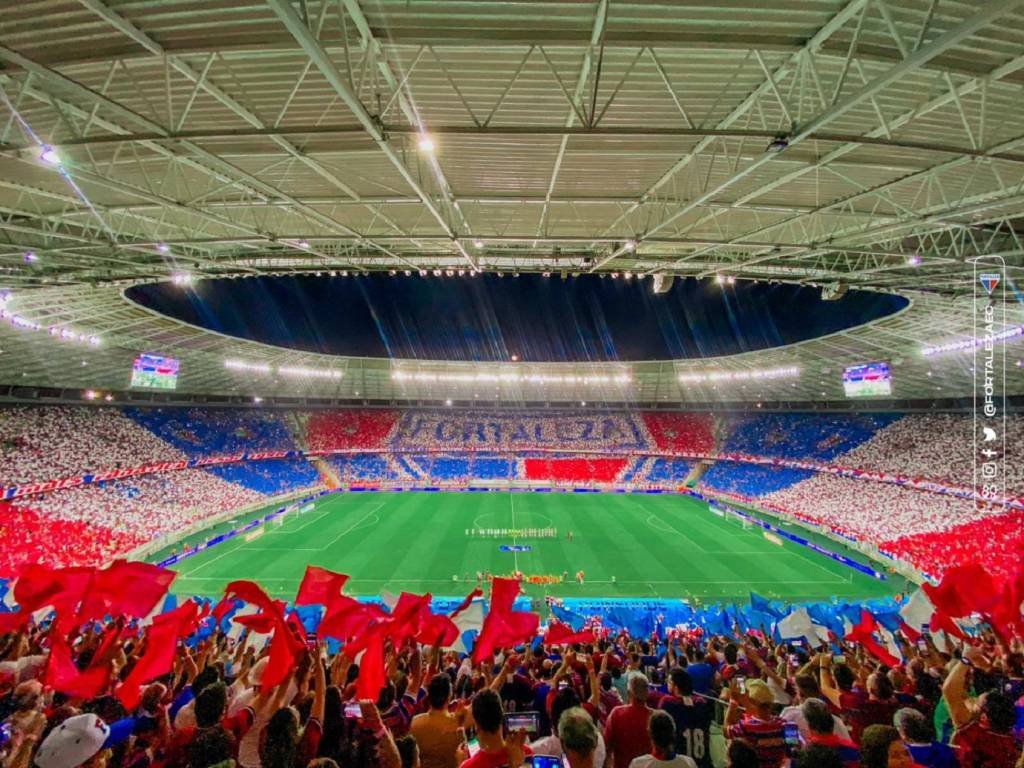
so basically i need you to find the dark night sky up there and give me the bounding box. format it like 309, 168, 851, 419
128, 274, 906, 362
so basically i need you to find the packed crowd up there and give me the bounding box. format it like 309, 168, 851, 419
840, 414, 1024, 496
0, 408, 183, 486
124, 409, 301, 458
0, 470, 272, 576
0, 566, 1022, 768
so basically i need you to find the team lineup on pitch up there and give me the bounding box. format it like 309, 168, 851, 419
162, 491, 902, 604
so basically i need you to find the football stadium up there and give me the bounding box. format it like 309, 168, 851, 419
1, 2, 1024, 768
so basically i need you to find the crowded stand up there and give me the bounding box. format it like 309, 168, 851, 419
644, 458, 694, 484
306, 411, 400, 452
839, 413, 1024, 494
207, 460, 322, 497
125, 408, 301, 457
0, 407, 183, 485
700, 464, 815, 497
717, 413, 899, 462
642, 412, 715, 454
522, 458, 628, 484
0, 564, 1022, 768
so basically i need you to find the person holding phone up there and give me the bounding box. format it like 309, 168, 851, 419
457, 690, 531, 768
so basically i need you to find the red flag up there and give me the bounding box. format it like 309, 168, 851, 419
223, 581, 303, 693
295, 566, 350, 606
472, 578, 540, 663
212, 596, 237, 624
545, 622, 596, 646
45, 630, 111, 699
355, 629, 386, 701
416, 613, 459, 648
116, 600, 200, 709
922, 564, 999, 618
929, 610, 968, 642
0, 610, 29, 634
79, 561, 176, 621
318, 598, 381, 642
14, 565, 93, 615
845, 611, 900, 668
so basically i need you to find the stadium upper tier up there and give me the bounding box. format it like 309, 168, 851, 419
0, 404, 1021, 581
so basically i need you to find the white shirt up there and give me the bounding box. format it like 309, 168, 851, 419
629, 754, 697, 768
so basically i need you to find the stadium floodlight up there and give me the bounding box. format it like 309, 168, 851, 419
510, 354, 518, 362
171, 272, 192, 286
83, 389, 97, 400
714, 274, 725, 285
624, 239, 637, 251
392, 370, 632, 386
297, 239, 310, 249
433, 269, 442, 276
24, 251, 38, 263
104, 394, 113, 402
445, 399, 452, 406
253, 396, 263, 404
404, 270, 412, 276
419, 270, 427, 277
157, 242, 170, 254
417, 134, 435, 152
278, 365, 343, 380
389, 270, 397, 276
678, 366, 799, 383
225, 359, 272, 374
727, 276, 736, 285
473, 239, 484, 249
624, 271, 633, 280
907, 255, 922, 267
921, 325, 1024, 356
39, 145, 60, 165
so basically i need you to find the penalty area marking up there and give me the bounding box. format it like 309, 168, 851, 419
317, 502, 386, 551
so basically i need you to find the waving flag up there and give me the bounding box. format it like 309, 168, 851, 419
295, 566, 350, 606
79, 561, 175, 621
545, 621, 596, 646
116, 600, 200, 709
472, 578, 539, 663
845, 610, 900, 667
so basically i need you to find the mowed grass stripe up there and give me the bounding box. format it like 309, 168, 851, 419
167, 491, 900, 603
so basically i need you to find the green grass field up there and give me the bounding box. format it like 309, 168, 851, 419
157, 491, 905, 605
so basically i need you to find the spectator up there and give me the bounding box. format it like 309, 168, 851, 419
627, 710, 697, 768
893, 708, 957, 768
943, 658, 1017, 768
604, 674, 654, 768
797, 699, 858, 768
859, 725, 916, 768
557, 707, 601, 768
411, 674, 469, 768
458, 690, 529, 768
656, 668, 711, 768
723, 679, 786, 768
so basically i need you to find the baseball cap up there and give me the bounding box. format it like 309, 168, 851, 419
34, 714, 109, 768
744, 679, 774, 706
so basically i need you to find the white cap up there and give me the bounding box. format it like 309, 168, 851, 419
34, 714, 110, 768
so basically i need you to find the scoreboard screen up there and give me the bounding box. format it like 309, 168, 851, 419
131, 354, 179, 389
842, 361, 891, 397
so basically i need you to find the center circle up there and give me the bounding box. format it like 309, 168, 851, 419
471, 511, 555, 532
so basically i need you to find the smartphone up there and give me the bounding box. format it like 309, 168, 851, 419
783, 722, 800, 748
734, 676, 746, 693
916, 638, 928, 652
531, 757, 563, 768
833, 655, 846, 665
466, 739, 481, 758
503, 711, 540, 736
344, 702, 361, 718
788, 654, 800, 668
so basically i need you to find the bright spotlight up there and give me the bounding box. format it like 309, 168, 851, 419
253, 396, 263, 404
157, 242, 170, 254
171, 272, 193, 286
445, 398, 452, 406
473, 239, 484, 249
419, 270, 427, 277
907, 255, 922, 267
727, 275, 736, 285
417, 134, 435, 152
297, 239, 310, 249
624, 240, 637, 251
23, 251, 37, 263
714, 274, 725, 285
39, 145, 60, 165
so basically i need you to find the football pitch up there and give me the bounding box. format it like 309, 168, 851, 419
158, 491, 904, 605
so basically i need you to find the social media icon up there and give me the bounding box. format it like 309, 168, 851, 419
983, 426, 998, 441
982, 462, 997, 479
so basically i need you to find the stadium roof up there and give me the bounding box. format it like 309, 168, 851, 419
0, 0, 1022, 404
